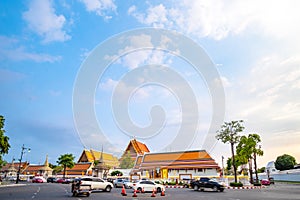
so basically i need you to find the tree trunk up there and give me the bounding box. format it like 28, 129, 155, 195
254, 152, 258, 183
231, 143, 238, 183
63, 166, 66, 179
248, 159, 253, 184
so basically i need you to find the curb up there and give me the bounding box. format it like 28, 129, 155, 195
165, 185, 184, 188
227, 186, 265, 189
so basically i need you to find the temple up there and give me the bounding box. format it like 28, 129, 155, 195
77, 149, 119, 169
119, 139, 150, 162
131, 150, 220, 179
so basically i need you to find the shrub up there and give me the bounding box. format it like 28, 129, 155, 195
230, 182, 243, 187
253, 182, 262, 186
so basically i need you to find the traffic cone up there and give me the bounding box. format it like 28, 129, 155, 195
151, 188, 156, 197
161, 188, 165, 196
132, 189, 138, 197
142, 187, 145, 193
121, 185, 127, 196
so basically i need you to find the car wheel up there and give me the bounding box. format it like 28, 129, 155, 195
193, 185, 199, 191
219, 188, 224, 192
105, 186, 112, 192
137, 187, 142, 193
156, 187, 161, 193
212, 186, 218, 192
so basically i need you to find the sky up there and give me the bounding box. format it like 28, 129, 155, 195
1, 0, 300, 168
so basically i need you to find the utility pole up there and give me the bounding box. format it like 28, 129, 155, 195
16, 144, 30, 184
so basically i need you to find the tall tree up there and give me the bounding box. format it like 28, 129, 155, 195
57, 154, 75, 178
236, 133, 263, 184
216, 120, 244, 183
120, 151, 134, 169
250, 134, 263, 183
275, 154, 296, 171
0, 115, 10, 168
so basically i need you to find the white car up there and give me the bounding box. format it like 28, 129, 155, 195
77, 177, 113, 192
132, 180, 165, 193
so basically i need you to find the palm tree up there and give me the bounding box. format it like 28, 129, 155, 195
236, 133, 263, 184
57, 154, 75, 178
216, 120, 244, 183
236, 135, 254, 183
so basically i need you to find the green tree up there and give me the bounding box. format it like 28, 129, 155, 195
57, 154, 75, 178
275, 154, 296, 171
216, 120, 244, 183
236, 134, 263, 183
257, 167, 265, 173
120, 151, 134, 169
110, 170, 123, 176
226, 157, 232, 175
251, 134, 263, 183
0, 115, 10, 169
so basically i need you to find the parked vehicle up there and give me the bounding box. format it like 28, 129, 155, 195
132, 180, 165, 193
123, 180, 138, 189
75, 177, 113, 192
32, 176, 47, 183
71, 179, 92, 197
114, 178, 125, 188
269, 177, 275, 184
47, 177, 57, 183
190, 177, 225, 192
261, 179, 270, 185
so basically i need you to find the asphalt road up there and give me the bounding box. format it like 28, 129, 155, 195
0, 183, 299, 200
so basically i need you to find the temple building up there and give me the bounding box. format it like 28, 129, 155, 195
77, 149, 119, 169
119, 139, 150, 163
131, 150, 220, 180
23, 155, 53, 177
57, 163, 94, 177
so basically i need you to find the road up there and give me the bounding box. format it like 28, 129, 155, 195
0, 183, 299, 200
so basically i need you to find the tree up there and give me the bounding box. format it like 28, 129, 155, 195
0, 115, 10, 169
236, 133, 263, 184
57, 154, 75, 178
120, 151, 134, 169
250, 134, 263, 183
275, 154, 296, 171
226, 157, 232, 175
110, 170, 123, 176
216, 120, 244, 183
257, 167, 265, 173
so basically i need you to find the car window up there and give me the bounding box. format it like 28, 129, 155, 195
140, 181, 147, 184
146, 181, 155, 185
82, 178, 92, 181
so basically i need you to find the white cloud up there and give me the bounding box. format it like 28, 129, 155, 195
23, 0, 70, 43
80, 0, 116, 19
129, 0, 300, 42
0, 36, 61, 62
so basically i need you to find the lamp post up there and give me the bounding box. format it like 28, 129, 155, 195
16, 144, 30, 184
222, 156, 225, 178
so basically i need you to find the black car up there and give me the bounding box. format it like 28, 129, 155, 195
47, 177, 57, 183
190, 177, 225, 192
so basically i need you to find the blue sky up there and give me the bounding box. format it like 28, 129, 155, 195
1, 0, 300, 167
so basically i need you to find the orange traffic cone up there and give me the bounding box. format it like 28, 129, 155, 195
161, 188, 165, 196
121, 185, 127, 196
132, 189, 138, 197
151, 188, 156, 197
142, 187, 145, 193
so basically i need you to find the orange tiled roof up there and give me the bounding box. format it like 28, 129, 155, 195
1, 162, 28, 172
57, 163, 93, 176
131, 139, 150, 154
77, 149, 119, 168
134, 150, 220, 170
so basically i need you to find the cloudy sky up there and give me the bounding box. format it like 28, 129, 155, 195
1, 0, 300, 168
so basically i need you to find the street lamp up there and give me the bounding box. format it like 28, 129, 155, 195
16, 144, 30, 184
